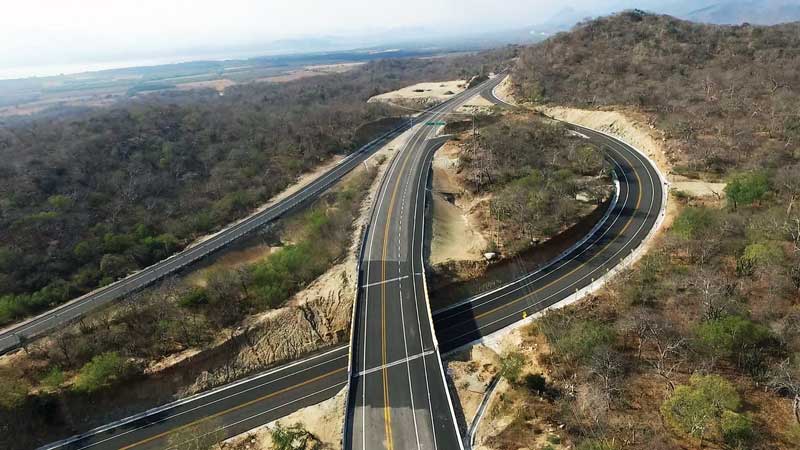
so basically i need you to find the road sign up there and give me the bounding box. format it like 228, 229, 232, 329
425, 121, 446, 126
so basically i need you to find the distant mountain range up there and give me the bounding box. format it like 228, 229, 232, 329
531, 0, 800, 35
683, 0, 800, 25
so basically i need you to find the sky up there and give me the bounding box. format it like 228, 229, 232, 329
0, 0, 697, 78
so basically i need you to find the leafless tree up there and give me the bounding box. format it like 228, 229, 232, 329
629, 314, 686, 390
767, 358, 800, 425
589, 348, 624, 409
689, 272, 737, 321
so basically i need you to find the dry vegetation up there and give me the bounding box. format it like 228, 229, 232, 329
500, 10, 800, 450
0, 49, 515, 329
0, 163, 376, 448
428, 111, 612, 304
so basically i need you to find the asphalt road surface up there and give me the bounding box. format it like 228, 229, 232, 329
41, 346, 350, 450
40, 76, 664, 450
0, 109, 415, 356
343, 76, 507, 450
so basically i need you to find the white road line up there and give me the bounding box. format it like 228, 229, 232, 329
361, 276, 409, 288
397, 150, 423, 450
412, 138, 439, 450
357, 351, 436, 377
357, 108, 429, 450
49, 355, 348, 450
40, 347, 349, 450
162, 382, 348, 450
348, 77, 499, 450
360, 121, 407, 450
444, 134, 659, 345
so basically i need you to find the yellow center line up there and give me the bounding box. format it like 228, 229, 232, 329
474, 146, 644, 322
378, 127, 421, 450
119, 367, 346, 450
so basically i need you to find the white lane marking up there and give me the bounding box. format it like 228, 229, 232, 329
358, 351, 436, 377
397, 150, 423, 450
357, 103, 430, 450
412, 138, 439, 450
360, 120, 407, 450
361, 276, 410, 288
413, 82, 493, 450
51, 356, 348, 450
445, 134, 660, 344
40, 346, 348, 450
433, 155, 631, 322
350, 77, 499, 450
162, 382, 348, 450
567, 130, 590, 139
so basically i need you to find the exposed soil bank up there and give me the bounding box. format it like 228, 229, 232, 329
222, 388, 346, 450
428, 195, 612, 311
445, 324, 566, 450
368, 80, 467, 108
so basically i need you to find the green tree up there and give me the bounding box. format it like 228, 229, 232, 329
499, 352, 525, 383
671, 207, 717, 240
99, 253, 135, 278
737, 241, 784, 276
720, 410, 755, 449
541, 316, 615, 363
73, 352, 131, 393
73, 240, 98, 263
47, 195, 74, 211
270, 423, 318, 450
661, 374, 741, 444
40, 367, 65, 391
694, 315, 772, 368
0, 376, 29, 410
725, 171, 770, 210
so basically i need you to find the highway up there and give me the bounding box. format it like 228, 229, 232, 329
40, 346, 350, 450
39, 76, 665, 450
342, 76, 499, 449
0, 108, 415, 356
433, 122, 664, 353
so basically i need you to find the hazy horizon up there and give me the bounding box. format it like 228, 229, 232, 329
2, 0, 791, 80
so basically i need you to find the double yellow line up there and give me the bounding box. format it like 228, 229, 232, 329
378, 125, 424, 449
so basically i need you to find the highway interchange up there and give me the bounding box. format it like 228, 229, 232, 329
39, 75, 665, 450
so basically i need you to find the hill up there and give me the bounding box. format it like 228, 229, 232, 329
514, 10, 800, 174
0, 50, 513, 328
502, 11, 800, 450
